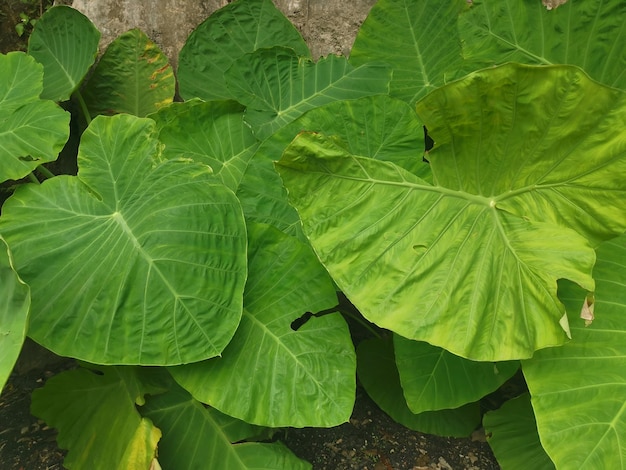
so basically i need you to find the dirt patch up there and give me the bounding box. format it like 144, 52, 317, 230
0, 341, 501, 470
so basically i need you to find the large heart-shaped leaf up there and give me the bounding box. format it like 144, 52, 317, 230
522, 235, 626, 469
225, 47, 391, 140
170, 223, 355, 427
357, 337, 481, 437
82, 29, 175, 117
0, 52, 70, 183
0, 114, 247, 365
394, 335, 518, 414
276, 64, 626, 361
27, 6, 100, 101
483, 393, 555, 470
350, 0, 470, 105
142, 385, 311, 470
178, 0, 310, 101
31, 366, 163, 470
459, 0, 626, 90
151, 99, 259, 192
0, 237, 30, 392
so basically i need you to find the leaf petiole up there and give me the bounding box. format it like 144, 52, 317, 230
37, 165, 55, 180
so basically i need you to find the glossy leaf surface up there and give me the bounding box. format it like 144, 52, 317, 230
483, 394, 555, 470
0, 237, 30, 391
31, 366, 163, 470
178, 0, 310, 101
170, 224, 355, 427
459, 0, 626, 90
152, 99, 259, 192
83, 29, 175, 117
27, 6, 100, 101
225, 47, 391, 139
143, 385, 311, 470
523, 235, 626, 469
0, 115, 247, 365
277, 64, 626, 361
0, 52, 70, 183
350, 0, 469, 104
394, 335, 518, 414
357, 338, 481, 437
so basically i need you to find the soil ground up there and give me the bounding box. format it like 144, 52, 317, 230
1, 341, 500, 470
1, 2, 501, 468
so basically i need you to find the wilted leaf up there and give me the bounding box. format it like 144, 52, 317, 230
83, 29, 175, 117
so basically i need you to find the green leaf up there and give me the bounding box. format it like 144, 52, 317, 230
0, 52, 70, 183
350, 0, 469, 105
522, 235, 626, 469
417, 64, 626, 245
143, 385, 311, 470
225, 47, 391, 140
31, 366, 163, 470
0, 114, 247, 365
483, 393, 555, 470
170, 223, 355, 427
357, 337, 481, 437
178, 0, 310, 101
27, 6, 100, 101
276, 64, 626, 361
459, 0, 626, 90
151, 99, 259, 192
0, 237, 30, 392
394, 335, 518, 414
240, 95, 428, 239
82, 29, 175, 117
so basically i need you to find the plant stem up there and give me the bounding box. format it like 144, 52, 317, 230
37, 165, 55, 179
75, 90, 92, 126
339, 308, 382, 339
27, 172, 40, 184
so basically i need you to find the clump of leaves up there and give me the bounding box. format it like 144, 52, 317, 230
1, 0, 626, 469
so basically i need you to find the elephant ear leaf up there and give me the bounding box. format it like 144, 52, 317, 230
0, 114, 247, 365
350, 0, 470, 105
522, 234, 626, 469
178, 0, 310, 101
27, 6, 100, 101
0, 237, 30, 392
0, 52, 70, 183
31, 366, 163, 470
459, 0, 626, 90
277, 64, 626, 361
142, 386, 311, 470
170, 223, 355, 428
82, 29, 175, 117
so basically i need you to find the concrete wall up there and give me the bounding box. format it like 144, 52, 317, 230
68, 0, 377, 68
